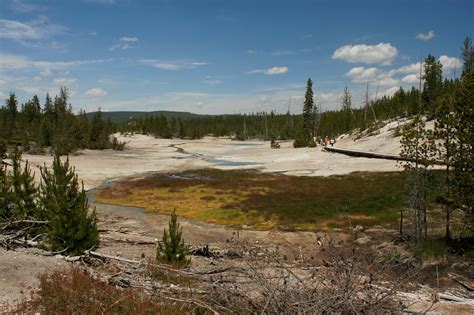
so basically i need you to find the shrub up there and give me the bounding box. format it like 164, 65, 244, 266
156, 210, 190, 267
111, 137, 126, 151
12, 266, 167, 314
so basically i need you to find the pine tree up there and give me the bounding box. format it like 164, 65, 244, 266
452, 70, 474, 230
10, 147, 38, 219
341, 87, 352, 112
39, 155, 99, 255
461, 37, 474, 76
294, 78, 315, 147
435, 91, 457, 239
302, 78, 315, 143
422, 55, 443, 117
341, 87, 354, 131
0, 139, 13, 218
399, 116, 435, 241
89, 108, 109, 149
5, 93, 17, 140
156, 210, 189, 267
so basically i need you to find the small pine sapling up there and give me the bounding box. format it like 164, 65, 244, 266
156, 210, 190, 267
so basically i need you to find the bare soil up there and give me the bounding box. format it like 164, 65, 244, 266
2, 123, 473, 313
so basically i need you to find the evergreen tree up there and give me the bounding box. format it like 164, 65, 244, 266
5, 93, 18, 139
89, 108, 108, 149
435, 91, 457, 239
156, 210, 190, 266
294, 78, 316, 147
452, 70, 474, 230
39, 155, 99, 255
0, 139, 13, 218
422, 54, 443, 116
341, 87, 352, 112
341, 86, 354, 131
303, 78, 315, 141
10, 147, 38, 219
461, 37, 474, 76
400, 116, 435, 241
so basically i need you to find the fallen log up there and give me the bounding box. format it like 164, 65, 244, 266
448, 273, 474, 292
438, 293, 474, 304
100, 237, 156, 245
88, 250, 141, 264
1, 219, 50, 231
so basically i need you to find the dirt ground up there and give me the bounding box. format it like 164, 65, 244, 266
2, 121, 472, 313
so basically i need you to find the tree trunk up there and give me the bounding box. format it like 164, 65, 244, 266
399, 208, 403, 237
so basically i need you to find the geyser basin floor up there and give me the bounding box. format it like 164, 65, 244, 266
94, 169, 408, 230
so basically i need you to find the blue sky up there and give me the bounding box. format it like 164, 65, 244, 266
0, 0, 472, 114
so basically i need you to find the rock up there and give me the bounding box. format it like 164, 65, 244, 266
354, 225, 364, 232
355, 236, 371, 245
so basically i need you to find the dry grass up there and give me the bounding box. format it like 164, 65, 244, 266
95, 169, 407, 230
9, 266, 187, 314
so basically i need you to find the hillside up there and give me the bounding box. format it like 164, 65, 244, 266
86, 110, 209, 123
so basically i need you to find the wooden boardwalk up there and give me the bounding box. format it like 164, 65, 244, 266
323, 146, 445, 165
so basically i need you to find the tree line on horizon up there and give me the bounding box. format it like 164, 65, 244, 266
115, 44, 466, 144
0, 87, 118, 155
0, 39, 470, 151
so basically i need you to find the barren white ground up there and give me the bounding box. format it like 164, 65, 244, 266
22, 119, 410, 191
4, 120, 471, 313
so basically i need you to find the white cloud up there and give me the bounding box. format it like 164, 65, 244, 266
53, 77, 77, 86
0, 17, 66, 43
345, 67, 380, 82
247, 49, 257, 54
0, 53, 114, 70
377, 77, 400, 87
85, 87, 107, 98
439, 55, 462, 77
109, 36, 139, 51
201, 79, 221, 86
266, 66, 288, 75
248, 66, 288, 75
138, 59, 207, 70
332, 42, 398, 65
9, 0, 47, 13
0, 53, 30, 69
0, 91, 7, 100
86, 0, 116, 4
397, 62, 423, 75
272, 50, 296, 56
119, 36, 138, 42
345, 66, 399, 87
314, 92, 340, 107
380, 86, 400, 98
416, 30, 435, 41
395, 56, 461, 78
401, 74, 420, 84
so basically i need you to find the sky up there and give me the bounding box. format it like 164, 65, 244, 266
0, 0, 472, 114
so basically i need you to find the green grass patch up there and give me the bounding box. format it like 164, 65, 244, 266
413, 238, 449, 260
465, 250, 474, 260
94, 169, 411, 231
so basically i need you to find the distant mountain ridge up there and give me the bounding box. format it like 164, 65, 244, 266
86, 110, 209, 123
